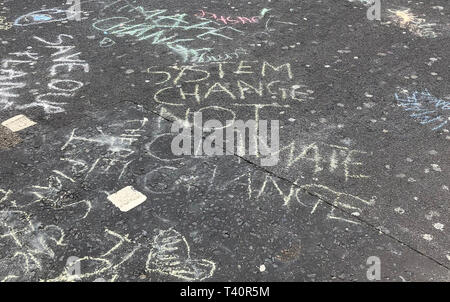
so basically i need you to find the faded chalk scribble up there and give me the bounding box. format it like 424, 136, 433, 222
395, 90, 449, 131
146, 228, 216, 281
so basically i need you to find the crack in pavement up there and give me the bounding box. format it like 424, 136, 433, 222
132, 100, 450, 272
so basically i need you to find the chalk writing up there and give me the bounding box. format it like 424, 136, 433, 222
146, 61, 313, 128
60, 118, 148, 179
92, 1, 243, 63
170, 46, 248, 64
138, 148, 375, 225
145, 61, 313, 168
270, 140, 371, 181
0, 34, 89, 113
195, 9, 260, 25
218, 168, 376, 225
24, 116, 147, 211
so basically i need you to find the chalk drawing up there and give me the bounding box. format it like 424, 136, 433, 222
46, 228, 137, 282
395, 90, 449, 131
0, 188, 12, 206
99, 37, 116, 47
0, 210, 65, 281
142, 166, 180, 193
14, 9, 70, 26
345, 1, 446, 38
29, 174, 92, 221
47, 228, 216, 282
387, 8, 438, 38
146, 228, 216, 281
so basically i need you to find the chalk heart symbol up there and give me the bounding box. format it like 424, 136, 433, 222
100, 37, 115, 47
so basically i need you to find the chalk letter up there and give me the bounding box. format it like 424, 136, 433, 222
262, 62, 293, 79
204, 82, 236, 100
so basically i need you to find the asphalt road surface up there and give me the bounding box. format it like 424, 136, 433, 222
0, 0, 449, 282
